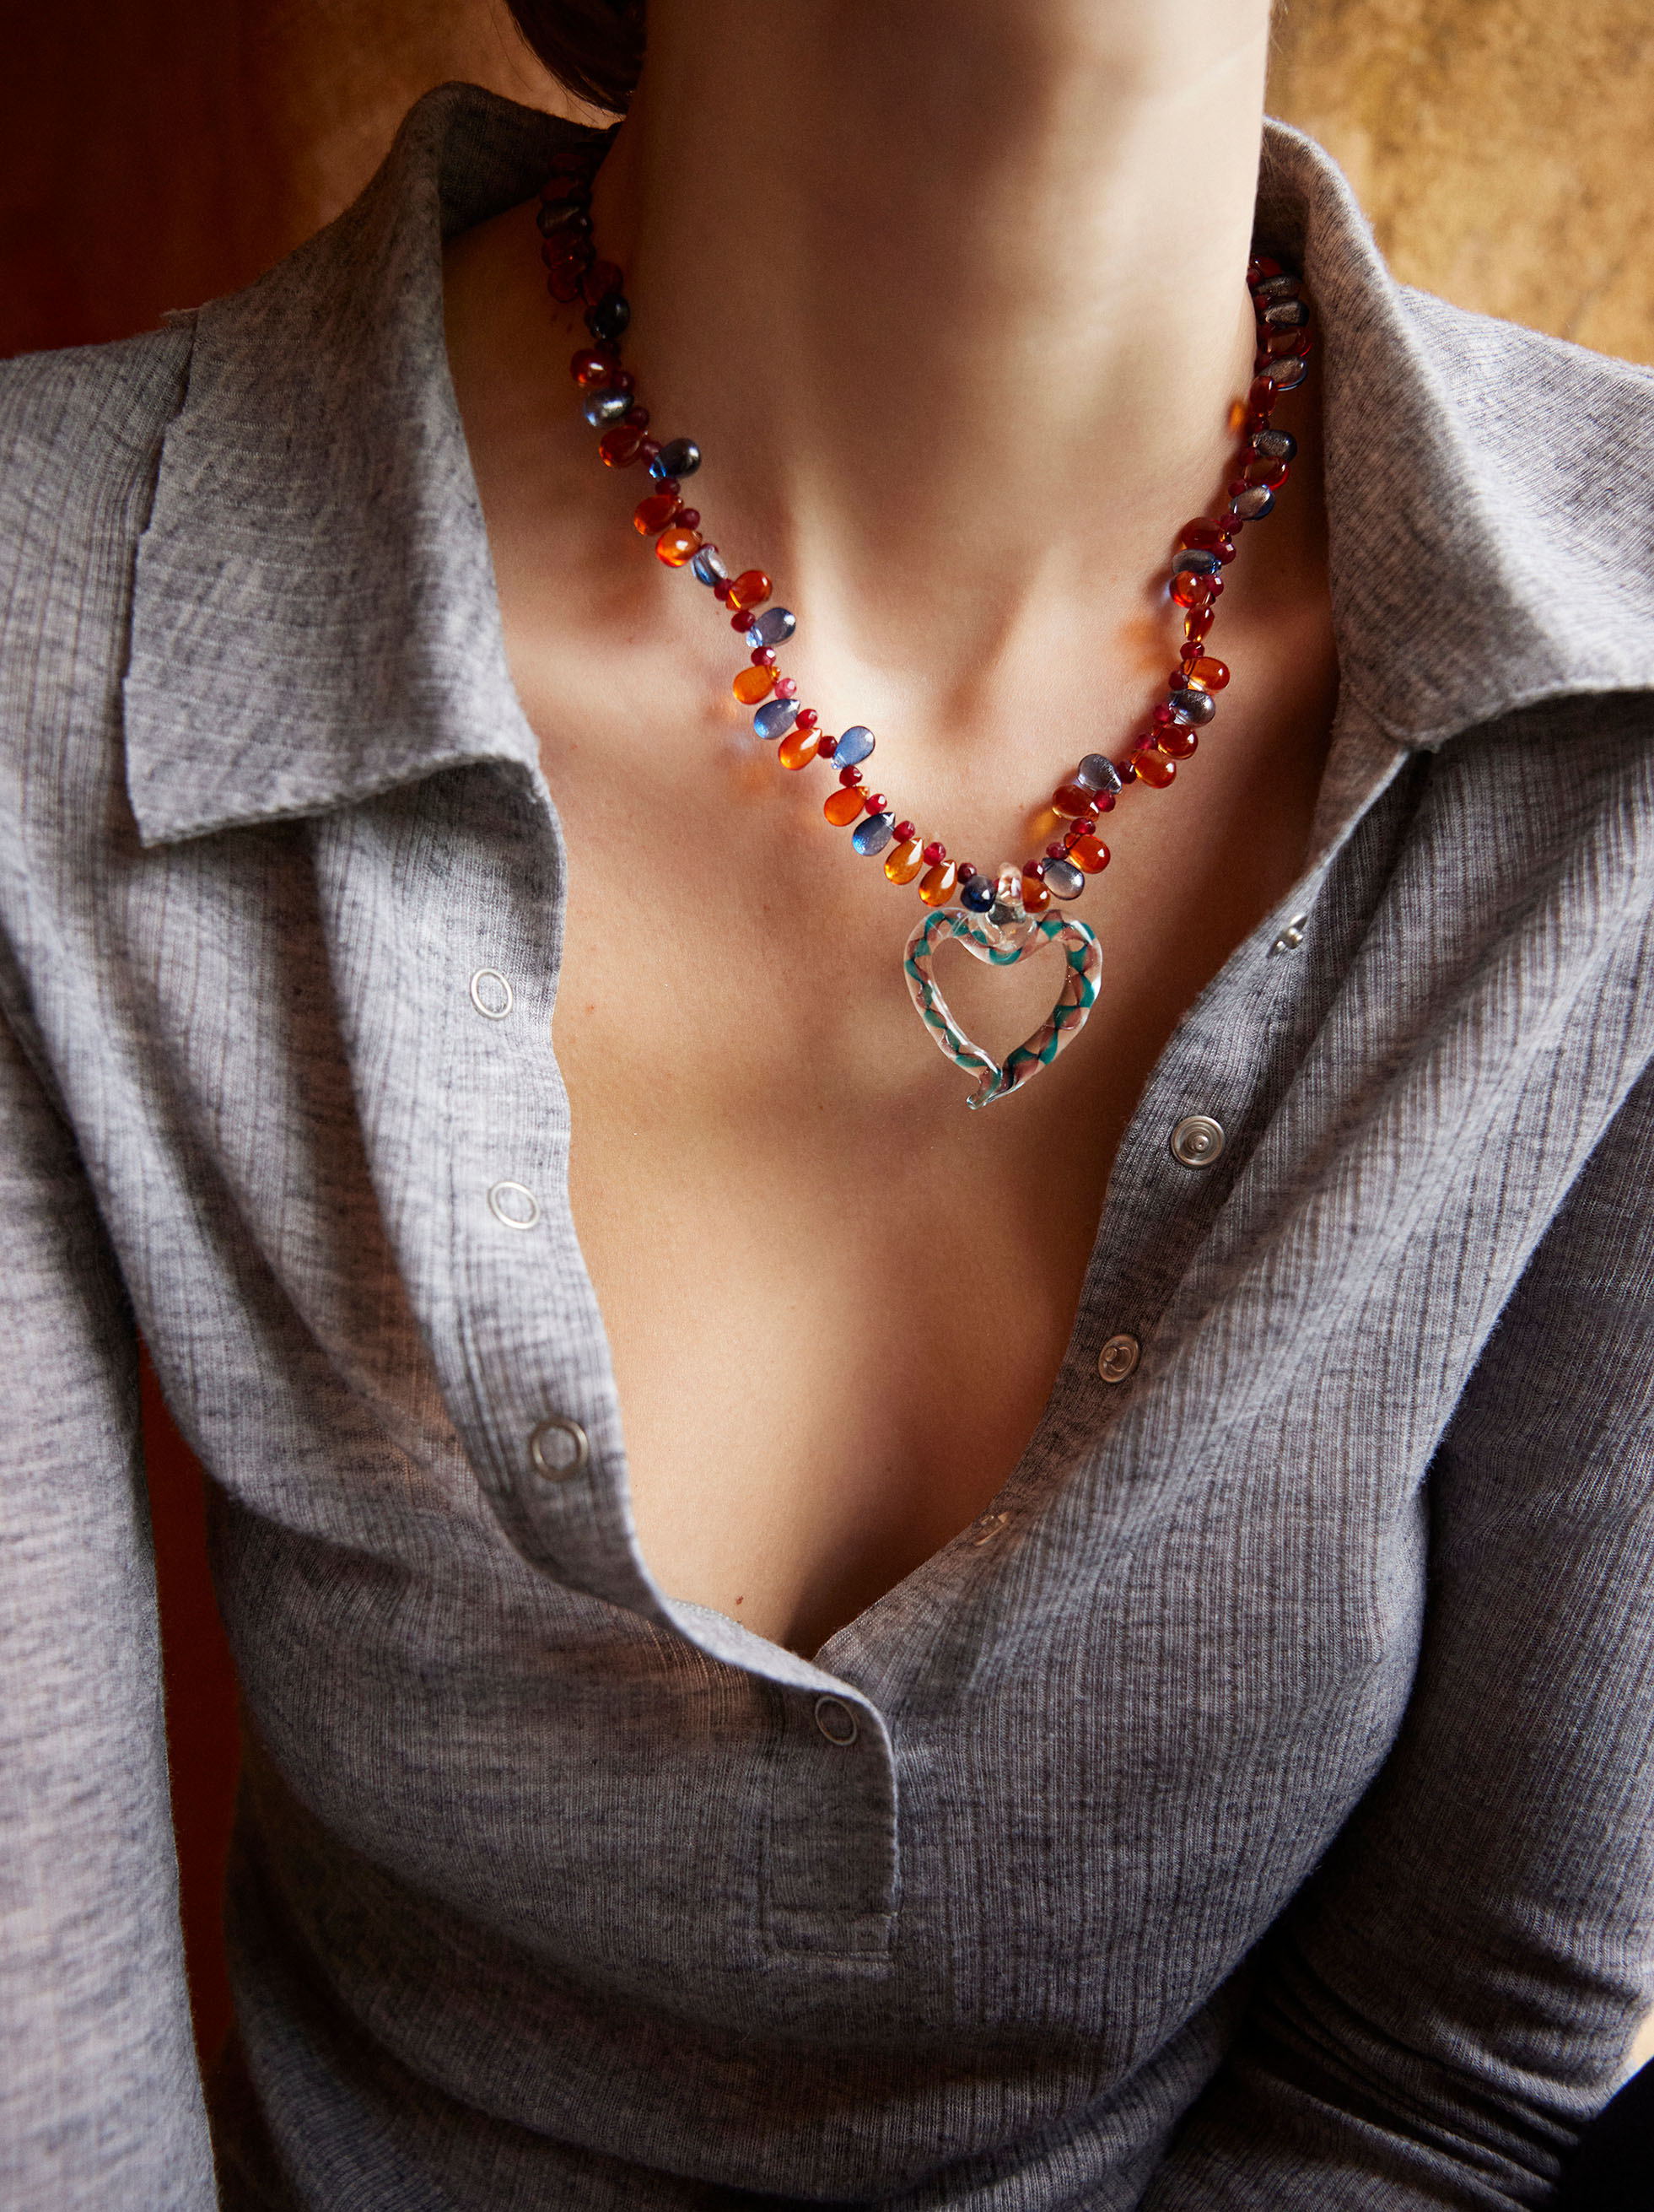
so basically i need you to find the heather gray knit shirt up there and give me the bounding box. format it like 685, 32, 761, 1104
2, 83, 1652, 2212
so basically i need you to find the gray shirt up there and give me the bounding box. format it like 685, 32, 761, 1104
2, 82, 1652, 2212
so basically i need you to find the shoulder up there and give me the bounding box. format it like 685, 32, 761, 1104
1392, 288, 1654, 602
0, 324, 195, 621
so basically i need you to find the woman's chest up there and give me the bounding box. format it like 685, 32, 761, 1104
540, 661, 1338, 1654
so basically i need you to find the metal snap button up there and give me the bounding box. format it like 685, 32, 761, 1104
1268, 913, 1308, 958
488, 1179, 541, 1230
528, 1416, 590, 1482
1169, 1114, 1226, 1169
1096, 1333, 1140, 1384
814, 1696, 859, 1746
468, 968, 515, 1019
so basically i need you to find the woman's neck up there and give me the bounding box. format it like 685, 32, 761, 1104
591, 0, 1276, 685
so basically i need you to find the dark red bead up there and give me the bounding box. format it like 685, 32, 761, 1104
922, 840, 946, 865
774, 677, 799, 700
839, 765, 864, 787
609, 368, 636, 396
817, 732, 838, 759
1025, 860, 1046, 880
582, 259, 623, 305
893, 818, 915, 841
1247, 255, 1281, 283
1152, 702, 1176, 726
864, 791, 886, 813
958, 863, 977, 882
795, 709, 820, 731
623, 405, 649, 429
1046, 842, 1066, 860
730, 611, 752, 631
638, 436, 661, 462
714, 580, 732, 602
751, 648, 775, 666
676, 507, 700, 529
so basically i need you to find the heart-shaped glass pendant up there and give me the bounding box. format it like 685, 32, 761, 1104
904, 866, 1102, 1109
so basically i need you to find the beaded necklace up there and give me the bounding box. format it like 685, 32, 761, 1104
536, 149, 1313, 1108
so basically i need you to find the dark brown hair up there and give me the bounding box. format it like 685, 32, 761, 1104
506, 0, 646, 113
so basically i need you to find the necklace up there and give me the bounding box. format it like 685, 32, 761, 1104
536, 152, 1313, 1108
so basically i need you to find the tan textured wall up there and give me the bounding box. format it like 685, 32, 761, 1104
1268, 0, 1654, 365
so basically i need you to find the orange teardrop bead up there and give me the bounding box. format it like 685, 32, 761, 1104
733, 665, 774, 704
1052, 782, 1099, 819
633, 492, 680, 535
885, 838, 924, 885
778, 725, 821, 769
1021, 874, 1051, 915
824, 785, 866, 827
656, 526, 703, 568
1134, 749, 1177, 788
1069, 833, 1111, 874
1159, 726, 1198, 759
1188, 656, 1231, 690
919, 862, 958, 908
728, 569, 773, 611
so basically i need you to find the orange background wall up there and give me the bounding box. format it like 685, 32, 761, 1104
3, 0, 1651, 2073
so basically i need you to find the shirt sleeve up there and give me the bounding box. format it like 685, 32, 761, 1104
1143, 1056, 1654, 2210
0, 1004, 215, 2209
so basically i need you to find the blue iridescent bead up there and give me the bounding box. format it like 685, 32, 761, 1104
1229, 483, 1275, 521
1251, 427, 1297, 461
851, 812, 894, 857
691, 546, 729, 587
1043, 858, 1085, 901
1172, 548, 1221, 577
961, 875, 994, 913
1168, 688, 1218, 726
1075, 753, 1123, 795
652, 438, 701, 480
583, 388, 632, 428
746, 607, 796, 650
753, 699, 799, 742
833, 725, 875, 767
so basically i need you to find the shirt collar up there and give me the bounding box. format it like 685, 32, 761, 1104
122, 85, 1654, 849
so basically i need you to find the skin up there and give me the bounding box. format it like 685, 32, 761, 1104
443, 0, 1338, 1656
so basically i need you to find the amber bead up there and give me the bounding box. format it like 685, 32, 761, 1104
1247, 375, 1276, 417
656, 527, 703, 568
1183, 606, 1216, 645
778, 725, 821, 770
1188, 656, 1231, 690
1069, 832, 1111, 874
734, 665, 774, 705
824, 786, 866, 828
886, 838, 924, 885
1052, 782, 1099, 819
1021, 873, 1052, 915
1171, 570, 1216, 609
1134, 749, 1177, 789
582, 260, 623, 306
728, 569, 773, 612
599, 425, 644, 468
571, 348, 614, 389
1159, 726, 1199, 760
1247, 456, 1290, 490
919, 862, 958, 907
633, 492, 680, 535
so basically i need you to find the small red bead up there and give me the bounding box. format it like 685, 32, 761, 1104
1247, 255, 1282, 282
609, 368, 635, 396
570, 348, 612, 388
623, 405, 649, 429
864, 791, 886, 814
922, 841, 946, 866
714, 580, 732, 602
676, 507, 701, 529
638, 436, 662, 463
774, 677, 799, 700
582, 259, 623, 306
1152, 702, 1176, 726
731, 611, 752, 632
751, 648, 775, 666
795, 709, 820, 731
1092, 790, 1117, 813
839, 765, 864, 787
958, 863, 977, 882
818, 732, 838, 759
1025, 860, 1047, 880
893, 819, 915, 842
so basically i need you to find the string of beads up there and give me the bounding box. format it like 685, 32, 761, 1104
536, 149, 1312, 920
